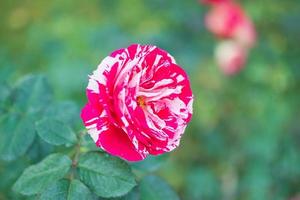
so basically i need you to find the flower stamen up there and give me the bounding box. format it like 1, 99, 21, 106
137, 96, 146, 108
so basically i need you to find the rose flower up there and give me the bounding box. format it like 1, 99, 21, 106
81, 44, 193, 161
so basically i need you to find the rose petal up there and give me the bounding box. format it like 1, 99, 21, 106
96, 124, 146, 161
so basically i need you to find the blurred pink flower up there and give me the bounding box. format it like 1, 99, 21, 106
204, 1, 256, 48
215, 40, 248, 75
201, 0, 232, 5
81, 44, 193, 161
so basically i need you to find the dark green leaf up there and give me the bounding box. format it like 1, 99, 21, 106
0, 81, 11, 114
139, 175, 179, 200
36, 118, 77, 146
0, 113, 36, 161
0, 158, 30, 191
40, 179, 93, 200
13, 153, 72, 195
13, 75, 52, 116
81, 134, 103, 152
26, 137, 55, 163
44, 101, 80, 126
113, 187, 140, 200
78, 152, 136, 198
0, 75, 54, 161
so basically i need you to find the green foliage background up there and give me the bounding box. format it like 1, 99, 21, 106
0, 0, 300, 199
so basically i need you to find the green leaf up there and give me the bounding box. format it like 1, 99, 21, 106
110, 187, 140, 200
44, 101, 80, 126
13, 75, 52, 116
0, 75, 54, 161
0, 81, 11, 114
78, 152, 136, 198
0, 158, 30, 191
26, 137, 55, 163
139, 175, 180, 200
0, 82, 10, 102
81, 134, 103, 152
40, 179, 93, 200
0, 113, 36, 161
13, 153, 72, 195
131, 154, 168, 172
0, 66, 13, 82
36, 118, 77, 146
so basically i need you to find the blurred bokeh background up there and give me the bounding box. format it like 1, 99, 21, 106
1, 0, 300, 199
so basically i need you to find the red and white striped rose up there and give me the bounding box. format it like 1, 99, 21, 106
81, 44, 193, 161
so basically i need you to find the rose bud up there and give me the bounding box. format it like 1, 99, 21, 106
214, 40, 248, 75
201, 0, 232, 5
204, 1, 256, 47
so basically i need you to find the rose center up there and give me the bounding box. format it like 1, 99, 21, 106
137, 96, 146, 108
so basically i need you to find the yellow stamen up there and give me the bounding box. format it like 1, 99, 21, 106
137, 96, 146, 108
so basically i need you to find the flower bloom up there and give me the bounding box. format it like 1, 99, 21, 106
81, 44, 193, 161
204, 1, 256, 48
215, 40, 247, 75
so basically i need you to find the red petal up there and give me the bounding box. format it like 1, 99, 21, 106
96, 124, 146, 162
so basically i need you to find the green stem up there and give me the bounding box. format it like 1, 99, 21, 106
69, 130, 86, 180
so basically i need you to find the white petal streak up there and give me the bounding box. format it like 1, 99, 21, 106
145, 105, 166, 129
85, 117, 98, 124
167, 53, 176, 64
151, 79, 174, 89
153, 54, 163, 67
90, 56, 116, 86
144, 110, 168, 140
87, 127, 100, 142
165, 97, 187, 118
187, 98, 194, 114
176, 74, 185, 82
87, 79, 99, 93
138, 85, 183, 101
